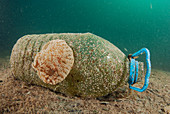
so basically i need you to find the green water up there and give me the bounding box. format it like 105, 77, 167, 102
0, 0, 169, 71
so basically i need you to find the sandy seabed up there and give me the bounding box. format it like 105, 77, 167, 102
0, 57, 170, 114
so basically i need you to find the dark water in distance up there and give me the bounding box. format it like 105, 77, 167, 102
0, 0, 170, 71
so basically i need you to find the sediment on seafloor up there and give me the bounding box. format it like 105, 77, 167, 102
0, 61, 169, 114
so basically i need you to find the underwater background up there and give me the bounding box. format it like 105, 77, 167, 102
0, 0, 169, 71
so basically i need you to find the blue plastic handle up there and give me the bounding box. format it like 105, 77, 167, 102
128, 48, 151, 92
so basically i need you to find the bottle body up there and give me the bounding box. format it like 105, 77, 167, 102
10, 33, 143, 98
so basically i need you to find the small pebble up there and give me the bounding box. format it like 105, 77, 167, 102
164, 106, 170, 113
100, 102, 109, 105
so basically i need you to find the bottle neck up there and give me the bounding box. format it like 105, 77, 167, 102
126, 61, 144, 83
